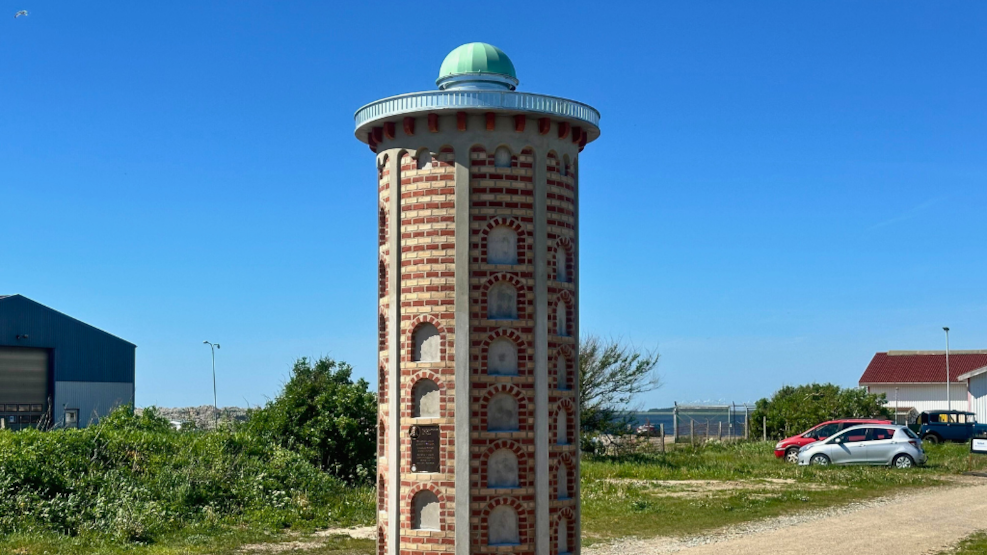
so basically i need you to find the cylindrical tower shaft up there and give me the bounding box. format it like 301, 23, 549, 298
357, 43, 599, 555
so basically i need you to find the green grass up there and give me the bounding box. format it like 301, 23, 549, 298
943, 532, 987, 555
0, 529, 375, 555
581, 441, 987, 544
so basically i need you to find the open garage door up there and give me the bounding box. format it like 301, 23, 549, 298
0, 347, 49, 430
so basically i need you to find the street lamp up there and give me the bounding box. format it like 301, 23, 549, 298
943, 327, 950, 411
203, 341, 220, 426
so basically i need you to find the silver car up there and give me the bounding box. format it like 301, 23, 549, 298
797, 424, 927, 468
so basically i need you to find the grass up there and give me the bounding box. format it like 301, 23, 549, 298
0, 529, 375, 555
941, 532, 987, 555
581, 440, 987, 545
5, 436, 984, 554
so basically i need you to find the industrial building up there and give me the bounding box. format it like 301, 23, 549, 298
0, 294, 135, 430
859, 350, 987, 423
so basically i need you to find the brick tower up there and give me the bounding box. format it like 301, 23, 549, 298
355, 43, 600, 555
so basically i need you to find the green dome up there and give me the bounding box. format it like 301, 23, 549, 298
437, 43, 518, 90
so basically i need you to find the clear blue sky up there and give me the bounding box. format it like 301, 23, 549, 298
2, 2, 985, 410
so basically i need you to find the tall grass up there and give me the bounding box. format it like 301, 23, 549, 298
0, 408, 374, 544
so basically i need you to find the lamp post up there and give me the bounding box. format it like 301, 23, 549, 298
203, 341, 220, 426
943, 327, 950, 411
895, 387, 899, 425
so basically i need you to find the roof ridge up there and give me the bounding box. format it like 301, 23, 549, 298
887, 350, 987, 356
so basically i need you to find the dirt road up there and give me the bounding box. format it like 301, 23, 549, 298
585, 477, 987, 555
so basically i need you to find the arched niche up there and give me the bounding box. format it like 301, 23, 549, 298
557, 463, 569, 499
488, 282, 518, 320
413, 323, 440, 362
556, 246, 569, 282
562, 154, 571, 177
488, 393, 519, 432
558, 518, 570, 554
412, 379, 440, 418
556, 409, 569, 445
555, 301, 567, 336
488, 505, 519, 545
378, 259, 386, 297
417, 149, 432, 170
494, 146, 512, 169
556, 354, 569, 390
487, 226, 518, 265
412, 490, 440, 530
488, 338, 519, 376
487, 449, 519, 488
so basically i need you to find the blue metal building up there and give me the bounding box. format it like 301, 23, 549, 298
0, 294, 135, 430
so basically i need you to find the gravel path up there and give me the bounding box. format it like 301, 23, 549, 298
585, 477, 987, 555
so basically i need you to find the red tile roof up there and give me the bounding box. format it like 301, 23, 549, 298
859, 351, 987, 384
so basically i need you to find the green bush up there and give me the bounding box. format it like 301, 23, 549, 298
245, 357, 377, 483
752, 383, 893, 440
0, 407, 373, 543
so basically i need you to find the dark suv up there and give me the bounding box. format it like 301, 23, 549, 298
910, 410, 987, 444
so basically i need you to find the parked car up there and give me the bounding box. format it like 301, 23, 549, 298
910, 410, 987, 444
798, 424, 926, 468
774, 418, 893, 463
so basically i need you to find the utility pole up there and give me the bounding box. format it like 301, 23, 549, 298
203, 341, 221, 427
943, 327, 951, 411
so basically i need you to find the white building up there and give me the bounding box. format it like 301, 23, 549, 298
957, 365, 987, 423
859, 351, 987, 423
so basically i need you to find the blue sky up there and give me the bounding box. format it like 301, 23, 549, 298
2, 2, 985, 409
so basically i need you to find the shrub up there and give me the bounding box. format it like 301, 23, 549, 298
0, 406, 373, 542
244, 357, 377, 483
752, 383, 892, 439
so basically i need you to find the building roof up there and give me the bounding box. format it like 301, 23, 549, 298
957, 365, 987, 382
859, 351, 987, 385
0, 294, 136, 347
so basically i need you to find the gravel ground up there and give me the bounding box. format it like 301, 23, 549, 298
585, 476, 987, 555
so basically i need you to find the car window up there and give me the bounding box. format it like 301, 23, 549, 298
839, 422, 861, 430
811, 423, 839, 438
903, 428, 919, 439
867, 428, 895, 441
843, 428, 868, 443
939, 413, 954, 423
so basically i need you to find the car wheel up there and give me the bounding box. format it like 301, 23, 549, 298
893, 454, 915, 469
785, 448, 800, 464
922, 434, 940, 445
810, 454, 830, 466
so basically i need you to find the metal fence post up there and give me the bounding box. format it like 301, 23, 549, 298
690, 419, 694, 446
673, 402, 678, 442
745, 405, 750, 440
659, 423, 665, 454
763, 416, 767, 442
718, 421, 723, 440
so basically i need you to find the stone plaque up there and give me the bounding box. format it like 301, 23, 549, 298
410, 425, 440, 473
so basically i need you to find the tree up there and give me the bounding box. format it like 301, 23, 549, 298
247, 357, 376, 483
579, 335, 661, 434
752, 383, 892, 440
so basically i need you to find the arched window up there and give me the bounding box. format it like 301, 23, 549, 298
487, 338, 519, 376
488, 282, 518, 320
556, 355, 569, 390
488, 505, 519, 545
556, 409, 569, 445
487, 226, 518, 265
413, 323, 440, 362
417, 149, 432, 170
488, 393, 519, 432
558, 518, 570, 554
412, 379, 440, 418
556, 246, 569, 282
494, 146, 512, 169
378, 207, 386, 246
557, 463, 569, 499
562, 154, 570, 177
487, 449, 519, 488
412, 490, 440, 530
555, 301, 567, 336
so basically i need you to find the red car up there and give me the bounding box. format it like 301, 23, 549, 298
774, 418, 893, 463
